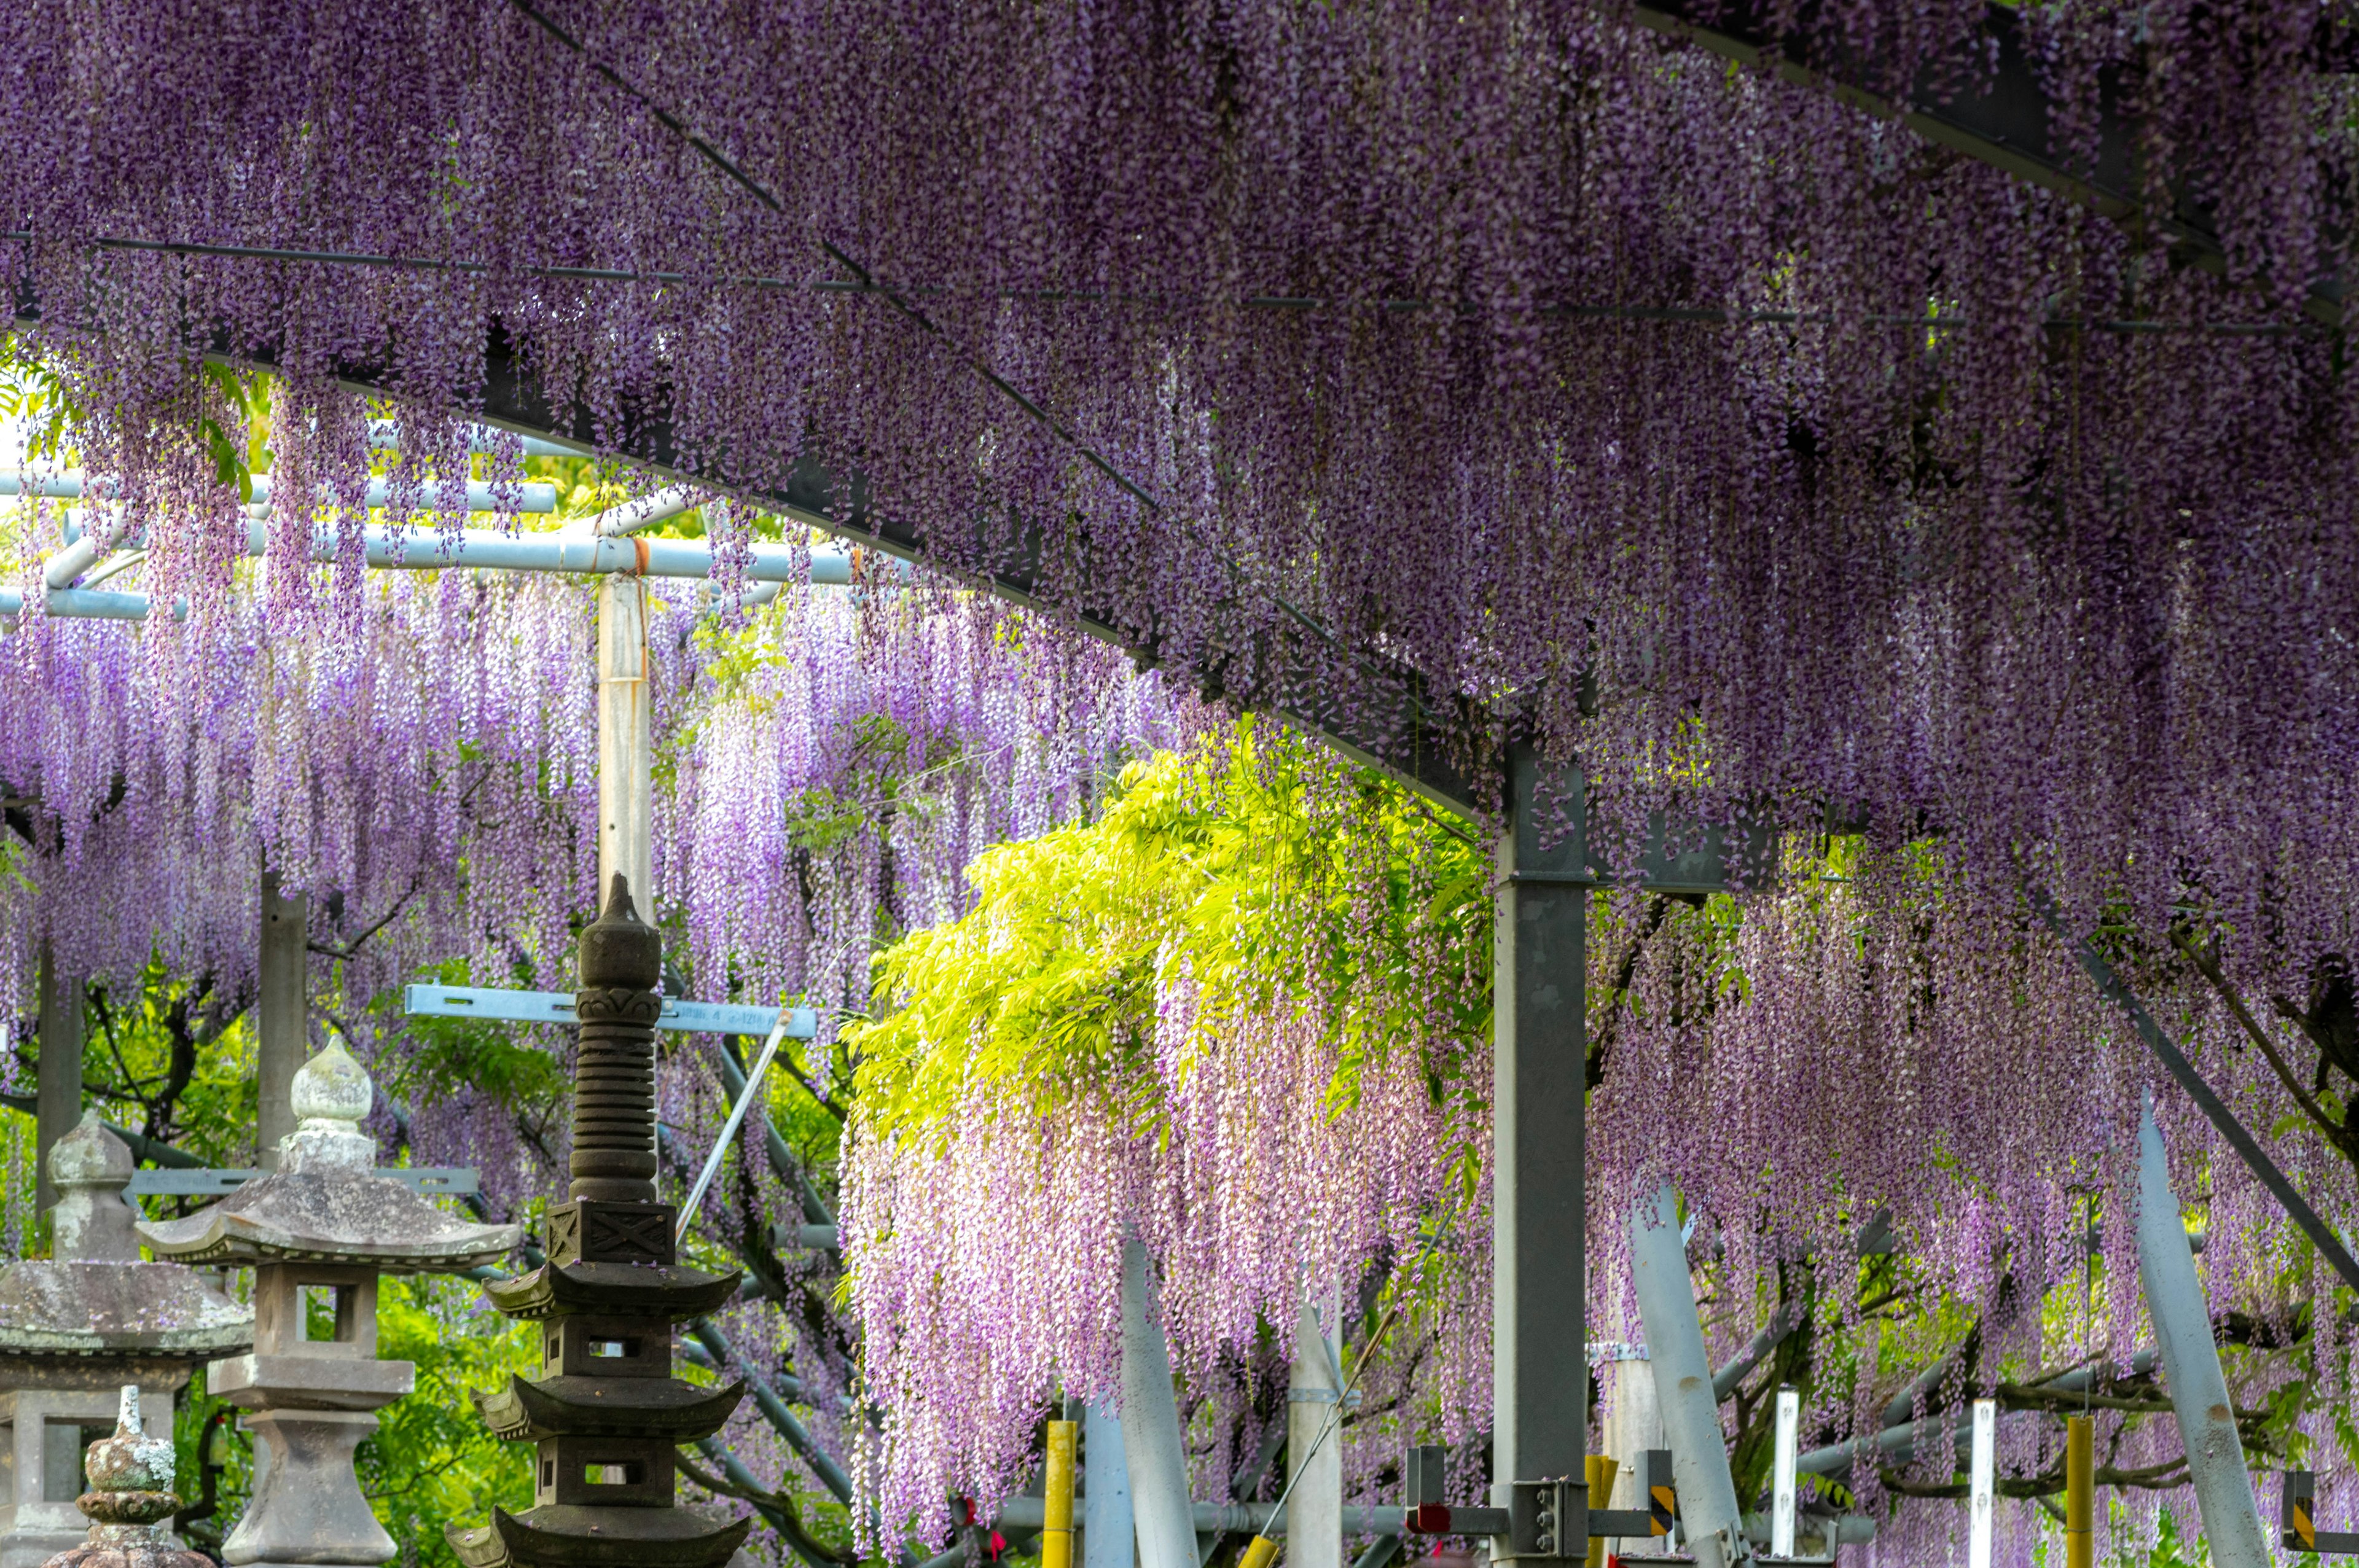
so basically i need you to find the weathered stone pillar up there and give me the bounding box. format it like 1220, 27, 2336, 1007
33, 946, 82, 1217
256, 868, 308, 1172
451, 875, 749, 1568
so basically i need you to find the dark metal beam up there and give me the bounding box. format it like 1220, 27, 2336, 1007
1633, 1, 2346, 326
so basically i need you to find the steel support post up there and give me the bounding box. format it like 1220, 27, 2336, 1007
34, 941, 82, 1214
2135, 1099, 2268, 1568
1085, 1402, 1135, 1568
1629, 1185, 1749, 1568
1287, 1284, 1344, 1568
1494, 748, 1589, 1562
257, 864, 308, 1170
597, 573, 654, 919
1119, 1233, 1197, 1568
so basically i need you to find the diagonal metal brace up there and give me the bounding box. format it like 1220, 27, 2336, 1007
2025, 884, 2359, 1295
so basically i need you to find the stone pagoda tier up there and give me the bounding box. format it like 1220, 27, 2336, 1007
450, 875, 750, 1568
139, 1042, 520, 1568
38, 1384, 209, 1568
0, 1113, 251, 1568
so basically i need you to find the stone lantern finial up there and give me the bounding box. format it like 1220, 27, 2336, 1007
278, 1039, 374, 1174
37, 1384, 209, 1568
50, 1110, 141, 1263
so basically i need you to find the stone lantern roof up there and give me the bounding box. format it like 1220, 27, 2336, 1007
0, 1112, 251, 1361
138, 1042, 520, 1270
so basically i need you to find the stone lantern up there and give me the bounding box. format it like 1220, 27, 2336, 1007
138, 1042, 520, 1568
450, 876, 750, 1568
0, 1113, 251, 1568
38, 1383, 210, 1568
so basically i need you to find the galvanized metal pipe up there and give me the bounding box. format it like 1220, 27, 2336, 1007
1629, 1184, 1750, 1568
2, 471, 556, 510
1287, 1285, 1344, 1568
1084, 1403, 1134, 1568
2135, 1099, 2268, 1568
1121, 1233, 1198, 1568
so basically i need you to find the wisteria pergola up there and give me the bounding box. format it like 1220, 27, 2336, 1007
7, 1, 2358, 1564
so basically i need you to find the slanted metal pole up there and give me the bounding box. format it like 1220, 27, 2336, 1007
1286, 1284, 1344, 1568
1119, 1233, 1196, 1568
1629, 1185, 1749, 1568
1494, 748, 1588, 1564
2135, 1099, 2268, 1568
34, 942, 83, 1215
1086, 1402, 1136, 1568
256, 865, 308, 1171
597, 574, 654, 924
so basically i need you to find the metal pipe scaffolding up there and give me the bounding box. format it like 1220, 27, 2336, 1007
1, 472, 557, 511
0, 529, 872, 623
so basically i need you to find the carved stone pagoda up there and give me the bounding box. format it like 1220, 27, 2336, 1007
0, 1114, 251, 1568
138, 1042, 520, 1568
450, 875, 750, 1568
37, 1384, 209, 1568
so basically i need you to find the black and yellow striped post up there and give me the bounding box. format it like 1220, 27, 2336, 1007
2064, 1416, 2093, 1568
1648, 1449, 1676, 1539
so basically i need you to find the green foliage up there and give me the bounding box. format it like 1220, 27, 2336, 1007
849, 721, 1490, 1150
360, 1274, 541, 1561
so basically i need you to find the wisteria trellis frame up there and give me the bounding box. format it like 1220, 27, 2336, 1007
4, 0, 2347, 1552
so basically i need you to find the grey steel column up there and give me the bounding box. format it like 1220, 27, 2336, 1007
257, 865, 308, 1170
1493, 747, 1588, 1557
34, 940, 84, 1215
2135, 1098, 2267, 1568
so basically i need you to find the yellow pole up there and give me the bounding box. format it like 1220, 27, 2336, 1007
2064, 1415, 2093, 1568
1237, 1537, 1280, 1568
1585, 1455, 1621, 1568
1043, 1420, 1078, 1568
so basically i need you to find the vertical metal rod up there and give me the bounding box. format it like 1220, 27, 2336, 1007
1769, 1389, 1798, 1558
1629, 1185, 1750, 1568
1085, 1403, 1135, 1568
2063, 1416, 2092, 1568
1043, 1420, 1078, 1568
2134, 1099, 2268, 1568
1286, 1285, 1343, 1568
34, 942, 84, 1215
1493, 748, 1590, 1541
1968, 1398, 1994, 1568
257, 865, 308, 1171
1119, 1234, 1196, 1568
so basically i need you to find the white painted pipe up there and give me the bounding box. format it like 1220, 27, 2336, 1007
1968, 1398, 1994, 1568
1084, 1402, 1135, 1568
4, 471, 555, 510
1287, 1284, 1344, 1568
1119, 1234, 1198, 1568
2136, 1099, 2269, 1568
597, 573, 654, 926
589, 485, 703, 537
42, 532, 105, 589
1769, 1388, 1798, 1558
1630, 1185, 1751, 1568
